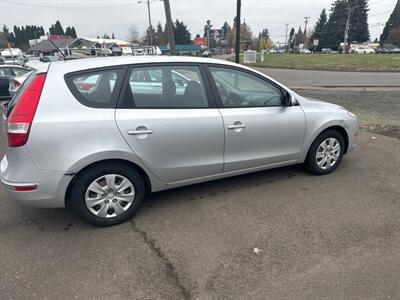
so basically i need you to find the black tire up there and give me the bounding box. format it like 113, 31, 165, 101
305, 129, 345, 175
70, 162, 146, 226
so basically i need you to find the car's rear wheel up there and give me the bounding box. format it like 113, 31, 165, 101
71, 162, 145, 226
305, 130, 345, 175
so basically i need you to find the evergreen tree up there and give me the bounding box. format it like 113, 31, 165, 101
71, 26, 77, 38
325, 0, 348, 50
311, 9, 328, 50
289, 27, 295, 50
296, 26, 304, 45
221, 22, 231, 41
380, 0, 400, 46
174, 19, 191, 44
155, 22, 167, 45
259, 28, 270, 39
348, 0, 370, 43
204, 20, 212, 38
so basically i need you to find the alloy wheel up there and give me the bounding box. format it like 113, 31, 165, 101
316, 138, 341, 170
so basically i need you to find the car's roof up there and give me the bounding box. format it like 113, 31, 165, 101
49, 55, 240, 73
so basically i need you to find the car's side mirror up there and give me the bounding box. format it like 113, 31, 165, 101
281, 89, 292, 106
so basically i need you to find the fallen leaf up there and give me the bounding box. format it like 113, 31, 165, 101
253, 247, 263, 255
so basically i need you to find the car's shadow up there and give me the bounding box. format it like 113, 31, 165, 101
1, 164, 311, 231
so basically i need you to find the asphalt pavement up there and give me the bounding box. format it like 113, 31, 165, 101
1, 90, 400, 299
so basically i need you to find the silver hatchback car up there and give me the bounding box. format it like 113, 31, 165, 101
1, 56, 359, 226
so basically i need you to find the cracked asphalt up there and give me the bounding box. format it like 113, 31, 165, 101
1, 92, 400, 299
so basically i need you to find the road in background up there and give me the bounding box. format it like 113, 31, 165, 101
214, 55, 400, 88
257, 67, 400, 88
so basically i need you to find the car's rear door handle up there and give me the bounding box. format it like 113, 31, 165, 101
127, 129, 153, 135
228, 124, 246, 130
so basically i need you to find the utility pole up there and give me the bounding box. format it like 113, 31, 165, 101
163, 0, 175, 55
304, 17, 310, 47
138, 0, 154, 54
284, 24, 289, 53
343, 5, 352, 54
235, 0, 241, 63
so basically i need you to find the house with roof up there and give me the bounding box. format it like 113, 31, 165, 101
30, 38, 74, 56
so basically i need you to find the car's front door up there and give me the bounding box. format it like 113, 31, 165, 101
116, 64, 224, 183
206, 65, 306, 172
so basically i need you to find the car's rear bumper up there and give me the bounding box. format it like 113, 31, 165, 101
1, 154, 70, 208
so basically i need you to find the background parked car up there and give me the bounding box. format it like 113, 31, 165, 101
352, 47, 375, 54
0, 65, 31, 101
299, 49, 312, 54
202, 50, 212, 58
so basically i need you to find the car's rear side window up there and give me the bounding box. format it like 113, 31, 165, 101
65, 68, 125, 108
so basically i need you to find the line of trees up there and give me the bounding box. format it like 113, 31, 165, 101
1, 20, 77, 51
306, 0, 370, 51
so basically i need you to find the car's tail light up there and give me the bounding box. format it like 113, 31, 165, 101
6, 74, 46, 148
9, 78, 22, 92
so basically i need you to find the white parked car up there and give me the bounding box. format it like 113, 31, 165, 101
352, 47, 375, 54
299, 49, 312, 54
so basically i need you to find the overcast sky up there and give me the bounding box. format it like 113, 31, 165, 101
0, 0, 397, 42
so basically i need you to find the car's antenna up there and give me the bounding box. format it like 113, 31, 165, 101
48, 39, 66, 60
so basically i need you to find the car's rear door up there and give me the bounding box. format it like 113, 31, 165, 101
115, 63, 224, 183
205, 65, 306, 172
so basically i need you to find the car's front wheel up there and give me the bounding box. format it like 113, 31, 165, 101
71, 162, 145, 226
305, 129, 345, 175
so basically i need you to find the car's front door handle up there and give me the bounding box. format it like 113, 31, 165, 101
127, 129, 153, 135
228, 124, 246, 130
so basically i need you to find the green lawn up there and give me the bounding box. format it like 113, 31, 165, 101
228, 54, 400, 72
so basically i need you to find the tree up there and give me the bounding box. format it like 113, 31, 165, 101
380, 0, 400, 46
348, 0, 370, 43
155, 22, 167, 45
289, 27, 295, 50
311, 9, 328, 51
259, 28, 270, 39
325, 0, 348, 50
230, 21, 253, 51
127, 25, 141, 43
65, 26, 77, 38
203, 20, 212, 38
260, 38, 273, 50
112, 33, 115, 39
296, 26, 304, 45
174, 19, 191, 44
49, 20, 64, 35
144, 26, 156, 46
221, 21, 231, 41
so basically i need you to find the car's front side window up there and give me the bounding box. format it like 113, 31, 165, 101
125, 65, 209, 108
208, 66, 284, 108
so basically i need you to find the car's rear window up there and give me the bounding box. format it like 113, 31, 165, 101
65, 68, 125, 108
